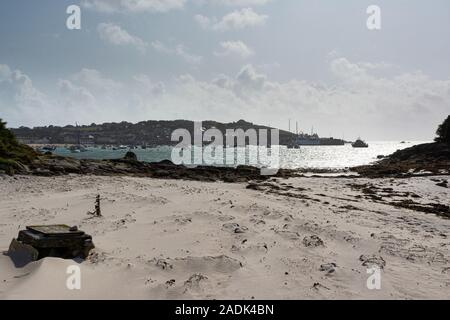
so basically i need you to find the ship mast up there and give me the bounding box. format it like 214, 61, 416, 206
76, 122, 81, 146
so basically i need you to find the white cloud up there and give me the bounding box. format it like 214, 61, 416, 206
0, 64, 13, 81
194, 14, 211, 29
70, 68, 122, 93
216, 0, 271, 5
81, 0, 186, 13
215, 41, 254, 58
0, 64, 52, 126
55, 69, 154, 125
216, 8, 268, 30
195, 8, 268, 31
151, 41, 203, 65
58, 79, 96, 104
97, 23, 147, 52
133, 74, 166, 95
195, 0, 271, 6
3, 59, 449, 140
257, 62, 280, 73
150, 40, 173, 54
54, 69, 128, 124
57, 79, 98, 115
175, 45, 203, 65
236, 64, 266, 89
160, 60, 450, 140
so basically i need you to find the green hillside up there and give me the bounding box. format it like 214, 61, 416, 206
0, 119, 37, 173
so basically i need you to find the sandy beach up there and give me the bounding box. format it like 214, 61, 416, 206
0, 174, 448, 299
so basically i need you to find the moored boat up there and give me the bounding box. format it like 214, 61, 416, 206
352, 138, 369, 148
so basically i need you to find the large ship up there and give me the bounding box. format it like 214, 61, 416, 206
351, 138, 369, 148
287, 133, 346, 147
287, 121, 346, 147
296, 133, 320, 145
319, 137, 346, 146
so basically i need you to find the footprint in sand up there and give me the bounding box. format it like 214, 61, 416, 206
359, 254, 386, 269
150, 255, 243, 275
183, 273, 208, 292
275, 229, 301, 241
222, 222, 248, 234
302, 235, 325, 247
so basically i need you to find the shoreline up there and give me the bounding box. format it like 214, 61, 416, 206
2, 141, 448, 180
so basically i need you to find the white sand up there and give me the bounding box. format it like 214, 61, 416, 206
0, 174, 449, 299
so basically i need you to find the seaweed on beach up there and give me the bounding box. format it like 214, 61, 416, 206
390, 200, 450, 219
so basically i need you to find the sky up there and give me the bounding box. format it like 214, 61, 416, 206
0, 0, 449, 140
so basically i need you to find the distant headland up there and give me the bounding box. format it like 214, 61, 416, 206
10, 119, 346, 147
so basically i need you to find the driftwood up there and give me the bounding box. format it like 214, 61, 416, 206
88, 194, 102, 217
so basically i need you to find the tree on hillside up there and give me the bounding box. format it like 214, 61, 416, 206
0, 118, 19, 157
0, 118, 36, 164
435, 115, 450, 145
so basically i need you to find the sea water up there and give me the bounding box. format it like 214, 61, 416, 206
50, 141, 428, 170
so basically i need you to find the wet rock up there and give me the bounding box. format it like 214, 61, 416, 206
27, 154, 298, 182
123, 151, 138, 161
353, 142, 450, 177
246, 183, 262, 191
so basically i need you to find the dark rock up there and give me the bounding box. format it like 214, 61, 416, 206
246, 183, 262, 190
353, 142, 450, 177
123, 151, 138, 161
7, 225, 95, 265
7, 238, 39, 268
165, 279, 176, 287
157, 159, 175, 165
319, 263, 337, 274
16, 152, 301, 183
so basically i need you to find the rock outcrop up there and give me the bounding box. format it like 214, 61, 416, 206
13, 153, 297, 183
353, 142, 450, 177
